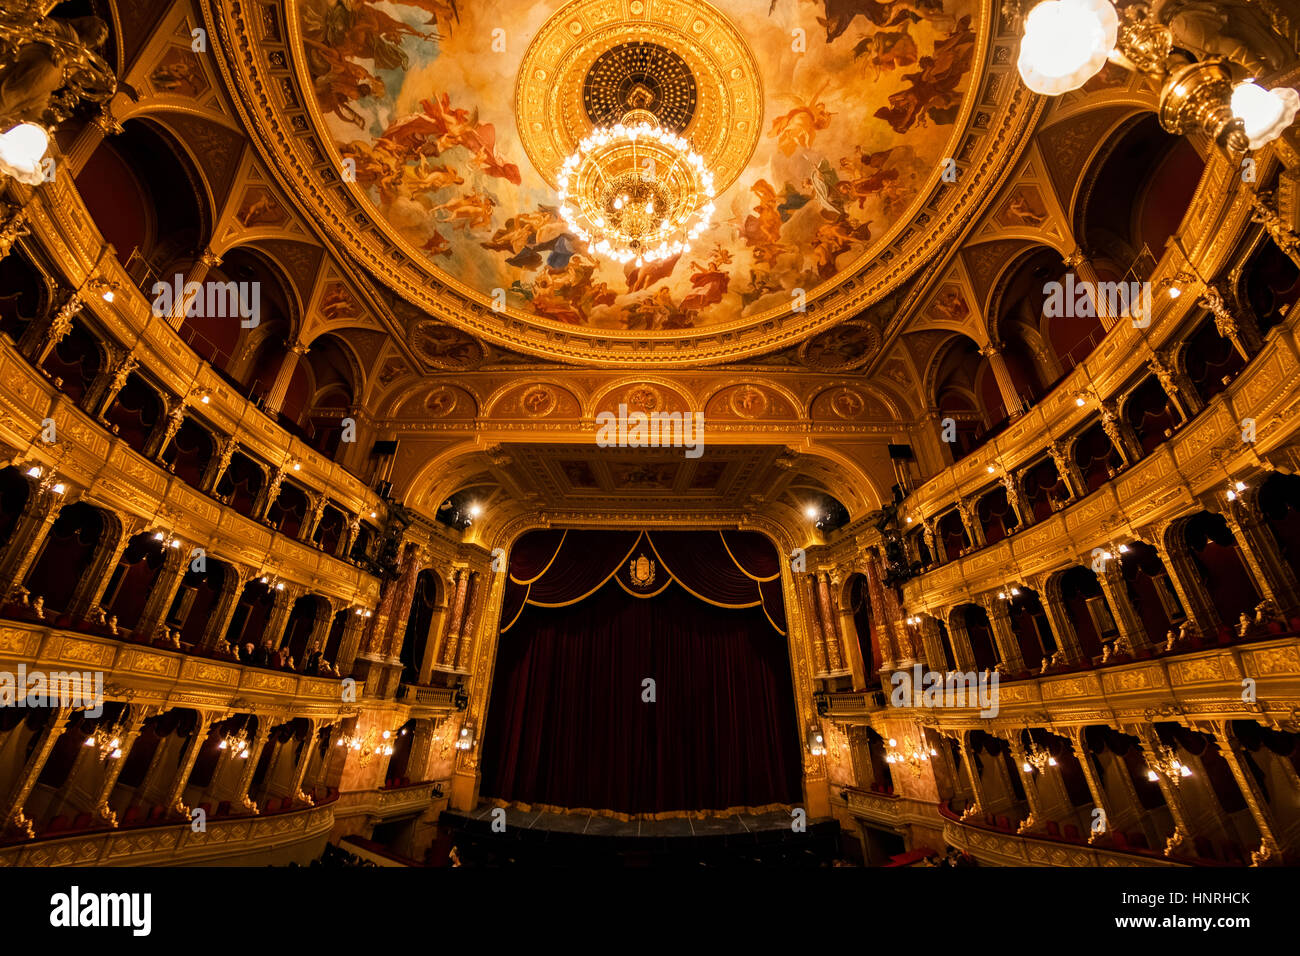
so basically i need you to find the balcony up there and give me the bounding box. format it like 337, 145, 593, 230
0, 619, 354, 714
0, 797, 335, 866
822, 637, 1300, 729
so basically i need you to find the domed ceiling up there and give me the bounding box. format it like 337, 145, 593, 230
224, 0, 1028, 364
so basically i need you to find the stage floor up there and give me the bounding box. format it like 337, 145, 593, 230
451, 805, 802, 838
439, 806, 841, 866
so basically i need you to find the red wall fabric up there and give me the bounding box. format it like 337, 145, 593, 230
479, 576, 802, 815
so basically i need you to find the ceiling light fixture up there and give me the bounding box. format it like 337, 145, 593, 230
1016, 0, 1298, 153
557, 108, 715, 266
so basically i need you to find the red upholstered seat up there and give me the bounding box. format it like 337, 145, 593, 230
1112, 831, 1129, 850
995, 815, 1010, 831
123, 806, 142, 826
198, 803, 211, 817
1062, 823, 1080, 841
71, 812, 92, 831
46, 815, 69, 834
147, 805, 166, 822
1045, 820, 1061, 838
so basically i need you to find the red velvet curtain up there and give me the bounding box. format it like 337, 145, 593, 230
482, 530, 801, 816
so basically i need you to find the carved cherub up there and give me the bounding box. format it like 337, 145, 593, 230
1237, 611, 1256, 638
0, 15, 112, 126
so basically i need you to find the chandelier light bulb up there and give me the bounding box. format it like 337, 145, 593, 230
557, 115, 715, 265
1016, 0, 1118, 96
1231, 82, 1300, 150
0, 123, 51, 185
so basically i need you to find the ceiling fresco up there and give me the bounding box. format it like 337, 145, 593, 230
297, 0, 980, 333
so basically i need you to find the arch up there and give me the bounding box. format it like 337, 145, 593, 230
24, 501, 106, 615
1075, 113, 1207, 271
400, 568, 443, 684
75, 116, 212, 278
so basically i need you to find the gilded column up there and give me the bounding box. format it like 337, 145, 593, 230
1153, 532, 1222, 634
1047, 441, 1086, 501
957, 731, 988, 814
66, 514, 136, 619
286, 719, 319, 802
918, 615, 947, 670
982, 597, 1025, 672
454, 572, 485, 671
263, 341, 309, 416
1223, 497, 1300, 616
133, 545, 189, 640
1096, 562, 1153, 651
800, 573, 830, 677
161, 713, 214, 817
234, 721, 274, 814
1066, 727, 1114, 840
1038, 583, 1086, 664
1062, 248, 1117, 331
335, 609, 368, 675
1134, 727, 1193, 852
945, 612, 979, 673
815, 571, 847, 674
437, 568, 471, 669
263, 585, 300, 651
956, 497, 985, 548
0, 482, 66, 596
306, 597, 336, 658
1211, 721, 1283, 857
1006, 736, 1046, 830
979, 342, 1023, 419
1, 707, 72, 835
166, 249, 222, 330
91, 705, 159, 825
202, 565, 253, 650
93, 352, 139, 420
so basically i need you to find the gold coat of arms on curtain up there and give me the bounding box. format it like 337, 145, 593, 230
628, 554, 656, 588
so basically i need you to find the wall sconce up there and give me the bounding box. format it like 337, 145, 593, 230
1225, 479, 1248, 501
88, 276, 119, 303
455, 721, 477, 751
806, 727, 826, 757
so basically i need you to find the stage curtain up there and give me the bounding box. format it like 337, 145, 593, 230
501, 529, 786, 634
480, 575, 802, 816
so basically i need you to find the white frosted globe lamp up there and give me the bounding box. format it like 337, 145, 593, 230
1231, 82, 1300, 150
1017, 0, 1119, 96
0, 123, 50, 185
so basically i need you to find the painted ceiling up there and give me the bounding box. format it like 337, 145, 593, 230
295, 0, 981, 337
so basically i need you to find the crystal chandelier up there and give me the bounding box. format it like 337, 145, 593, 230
1021, 739, 1057, 773
885, 735, 938, 775
83, 719, 125, 760
1146, 743, 1193, 785
557, 108, 715, 266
